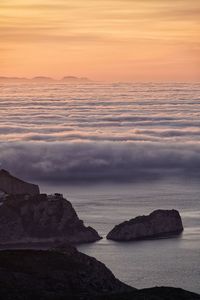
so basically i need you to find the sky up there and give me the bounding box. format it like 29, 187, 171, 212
0, 0, 200, 81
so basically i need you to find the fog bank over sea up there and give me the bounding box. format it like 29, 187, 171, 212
0, 82, 200, 182
1, 81, 200, 294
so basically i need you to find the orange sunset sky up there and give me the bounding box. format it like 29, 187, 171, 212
0, 0, 200, 81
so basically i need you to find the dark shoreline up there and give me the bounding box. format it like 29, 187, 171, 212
0, 247, 199, 300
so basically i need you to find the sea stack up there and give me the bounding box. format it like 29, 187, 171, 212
107, 209, 183, 241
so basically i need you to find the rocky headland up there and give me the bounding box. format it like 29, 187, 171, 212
107, 209, 183, 241
0, 193, 101, 245
0, 246, 199, 300
0, 170, 101, 245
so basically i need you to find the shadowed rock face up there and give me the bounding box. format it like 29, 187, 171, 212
0, 248, 199, 300
94, 287, 200, 300
0, 247, 132, 300
0, 169, 39, 196
107, 209, 183, 241
0, 193, 101, 245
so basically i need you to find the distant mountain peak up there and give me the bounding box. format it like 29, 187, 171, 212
0, 76, 27, 81
31, 76, 54, 81
62, 76, 92, 82
0, 76, 92, 83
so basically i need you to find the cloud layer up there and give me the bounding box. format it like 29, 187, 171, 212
1, 141, 200, 182
0, 82, 200, 182
1, 82, 200, 143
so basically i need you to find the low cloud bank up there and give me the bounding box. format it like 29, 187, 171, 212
0, 141, 200, 182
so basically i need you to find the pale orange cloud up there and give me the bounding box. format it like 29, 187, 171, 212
0, 0, 200, 81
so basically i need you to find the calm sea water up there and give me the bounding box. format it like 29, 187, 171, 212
40, 179, 200, 294
0, 82, 200, 293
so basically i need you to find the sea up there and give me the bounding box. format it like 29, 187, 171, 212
0, 81, 200, 293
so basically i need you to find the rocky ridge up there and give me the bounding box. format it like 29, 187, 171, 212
0, 246, 132, 300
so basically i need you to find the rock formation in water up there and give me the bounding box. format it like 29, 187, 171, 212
0, 247, 199, 300
0, 169, 39, 196
107, 209, 183, 241
0, 193, 101, 245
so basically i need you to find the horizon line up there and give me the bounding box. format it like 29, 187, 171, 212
0, 76, 199, 84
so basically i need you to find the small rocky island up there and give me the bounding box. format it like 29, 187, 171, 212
0, 170, 101, 245
107, 209, 183, 241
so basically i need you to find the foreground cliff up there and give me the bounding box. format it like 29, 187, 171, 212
0, 193, 101, 245
0, 169, 39, 196
0, 247, 132, 300
107, 209, 183, 241
0, 247, 199, 300
95, 287, 200, 300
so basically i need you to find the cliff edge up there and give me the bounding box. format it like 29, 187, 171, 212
0, 193, 101, 245
0, 169, 39, 196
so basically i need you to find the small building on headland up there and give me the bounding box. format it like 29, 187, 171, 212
48, 193, 63, 201
0, 169, 40, 196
